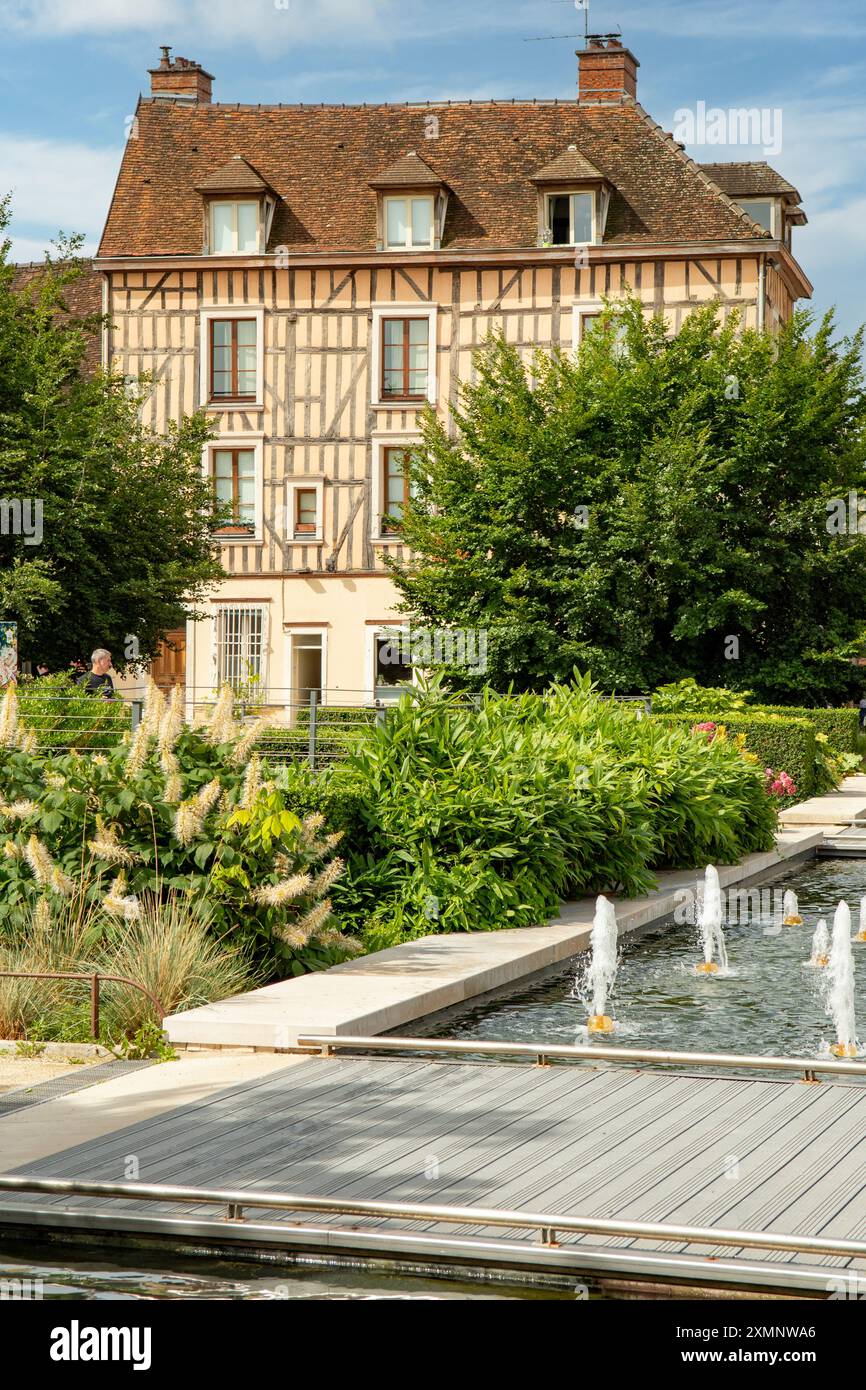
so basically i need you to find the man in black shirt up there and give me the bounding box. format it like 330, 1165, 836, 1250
77, 648, 116, 699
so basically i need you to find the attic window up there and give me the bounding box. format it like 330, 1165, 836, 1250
736, 197, 777, 235
210, 201, 260, 254
384, 196, 435, 250
545, 191, 595, 246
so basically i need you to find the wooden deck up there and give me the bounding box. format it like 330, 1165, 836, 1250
3, 1054, 866, 1294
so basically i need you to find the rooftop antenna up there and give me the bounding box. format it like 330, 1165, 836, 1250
523, 0, 588, 43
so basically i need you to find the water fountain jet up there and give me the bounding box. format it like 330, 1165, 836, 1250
586, 895, 618, 1033
826, 901, 857, 1058
782, 890, 803, 926
695, 865, 727, 974
809, 918, 830, 969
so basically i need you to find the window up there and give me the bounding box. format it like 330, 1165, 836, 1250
368, 628, 413, 701
384, 196, 435, 249
573, 303, 626, 354
209, 319, 257, 401
215, 605, 266, 691
209, 201, 260, 254
382, 447, 411, 532
545, 191, 594, 246
736, 198, 775, 233
381, 317, 429, 400
294, 487, 318, 534
212, 448, 256, 531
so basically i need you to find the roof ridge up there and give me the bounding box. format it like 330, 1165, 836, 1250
628, 99, 771, 239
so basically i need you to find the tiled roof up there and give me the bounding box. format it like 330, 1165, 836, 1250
195, 154, 272, 193
369, 151, 444, 188
12, 260, 103, 372
530, 147, 607, 183
698, 161, 801, 201
99, 97, 779, 257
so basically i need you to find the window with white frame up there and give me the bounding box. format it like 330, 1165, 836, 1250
215, 604, 267, 692
200, 308, 264, 408
205, 435, 263, 540
572, 303, 627, 354
209, 201, 261, 254
545, 191, 595, 246
371, 437, 420, 539
371, 305, 438, 407
735, 197, 777, 235
366, 625, 413, 701
384, 196, 435, 250
286, 477, 325, 542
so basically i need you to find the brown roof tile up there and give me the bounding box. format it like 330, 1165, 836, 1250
530, 146, 606, 183
99, 97, 788, 257
368, 151, 444, 188
698, 160, 800, 201
195, 154, 272, 193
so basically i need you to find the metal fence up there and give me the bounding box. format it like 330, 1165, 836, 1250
12, 685, 653, 769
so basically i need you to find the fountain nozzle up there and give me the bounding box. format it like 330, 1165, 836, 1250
587, 1014, 614, 1034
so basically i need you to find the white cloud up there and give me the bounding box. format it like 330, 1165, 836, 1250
0, 132, 120, 241
0, 0, 399, 48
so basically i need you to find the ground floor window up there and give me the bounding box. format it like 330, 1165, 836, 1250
215, 605, 267, 693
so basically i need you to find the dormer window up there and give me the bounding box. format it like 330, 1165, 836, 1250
385, 196, 435, 250
196, 156, 276, 256
210, 201, 260, 254
531, 147, 611, 251
545, 191, 595, 246
735, 197, 778, 236
370, 152, 448, 252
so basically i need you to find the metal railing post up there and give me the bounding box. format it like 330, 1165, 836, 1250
90, 973, 100, 1041
308, 691, 317, 770
130, 699, 143, 731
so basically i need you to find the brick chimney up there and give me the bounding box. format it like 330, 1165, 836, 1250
578, 36, 639, 104
149, 47, 214, 103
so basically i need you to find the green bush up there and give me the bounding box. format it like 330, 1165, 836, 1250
0, 683, 357, 978
330, 677, 776, 947
758, 706, 860, 753
651, 679, 751, 715
657, 712, 817, 800
17, 673, 130, 750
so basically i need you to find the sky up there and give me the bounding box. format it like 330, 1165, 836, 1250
0, 0, 864, 337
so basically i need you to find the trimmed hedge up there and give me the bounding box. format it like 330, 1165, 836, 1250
758, 706, 860, 753
658, 712, 817, 800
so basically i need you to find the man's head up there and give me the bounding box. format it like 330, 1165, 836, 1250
90, 648, 112, 675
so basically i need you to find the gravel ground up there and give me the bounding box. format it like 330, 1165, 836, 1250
0, 1053, 111, 1093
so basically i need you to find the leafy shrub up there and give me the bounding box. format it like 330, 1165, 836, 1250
331, 677, 776, 946
658, 711, 817, 801
758, 705, 860, 754
0, 682, 357, 978
17, 672, 130, 750
651, 679, 751, 715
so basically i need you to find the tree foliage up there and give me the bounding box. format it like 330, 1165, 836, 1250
0, 197, 224, 668
389, 299, 866, 702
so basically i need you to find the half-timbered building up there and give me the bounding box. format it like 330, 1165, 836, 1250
95, 38, 811, 710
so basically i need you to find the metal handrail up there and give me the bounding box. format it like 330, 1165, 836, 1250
0, 1174, 863, 1259
297, 1033, 866, 1083
0, 971, 163, 1040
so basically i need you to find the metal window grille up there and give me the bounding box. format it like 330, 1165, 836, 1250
215, 605, 267, 692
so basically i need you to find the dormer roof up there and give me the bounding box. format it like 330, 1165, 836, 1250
530, 147, 607, 184
368, 151, 444, 189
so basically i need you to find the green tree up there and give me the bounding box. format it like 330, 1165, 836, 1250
389, 298, 866, 703
0, 198, 224, 669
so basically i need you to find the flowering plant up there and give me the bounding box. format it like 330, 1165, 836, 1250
0, 682, 358, 977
